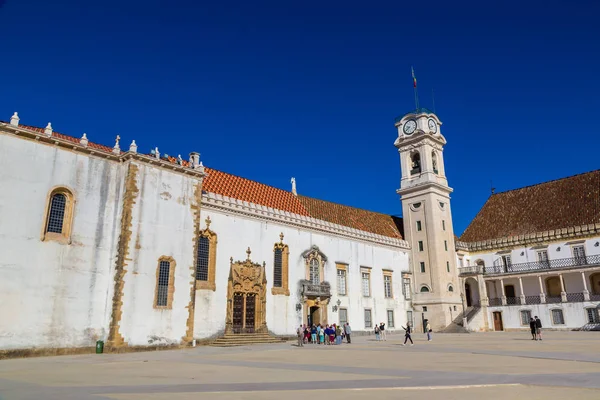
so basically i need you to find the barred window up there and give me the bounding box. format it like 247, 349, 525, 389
387, 310, 395, 328
402, 277, 412, 300
196, 236, 210, 281
156, 260, 171, 307
520, 310, 531, 326
310, 259, 320, 284
384, 275, 393, 298
337, 269, 347, 295
273, 248, 283, 287
362, 272, 370, 296
364, 309, 372, 328
552, 309, 564, 325
587, 308, 600, 324
47, 193, 66, 233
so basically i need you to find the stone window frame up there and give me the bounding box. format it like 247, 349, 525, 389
361, 267, 372, 297
420, 285, 431, 293
551, 308, 565, 325
40, 186, 76, 245
364, 308, 373, 328
447, 283, 454, 292
195, 216, 217, 291
383, 270, 393, 298
387, 309, 395, 328
336, 263, 348, 296
272, 233, 290, 296
303, 246, 327, 284
420, 261, 426, 273
519, 309, 532, 326
154, 256, 176, 310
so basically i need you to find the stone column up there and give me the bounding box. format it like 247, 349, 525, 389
478, 277, 489, 306
559, 274, 568, 302
500, 278, 507, 306
519, 277, 526, 305
538, 276, 546, 304
582, 272, 590, 301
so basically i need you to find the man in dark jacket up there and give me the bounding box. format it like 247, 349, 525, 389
529, 318, 537, 340
535, 316, 543, 341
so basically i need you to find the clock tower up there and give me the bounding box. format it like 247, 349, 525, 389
395, 108, 460, 331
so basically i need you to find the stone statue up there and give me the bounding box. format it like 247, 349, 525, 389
291, 177, 297, 196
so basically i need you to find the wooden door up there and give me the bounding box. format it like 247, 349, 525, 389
232, 293, 244, 334
493, 311, 503, 331
465, 283, 472, 307
245, 294, 256, 333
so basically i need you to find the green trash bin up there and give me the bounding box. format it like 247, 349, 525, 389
96, 340, 104, 354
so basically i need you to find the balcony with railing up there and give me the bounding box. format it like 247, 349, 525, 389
470, 254, 600, 277
300, 280, 331, 298
458, 265, 484, 277
488, 292, 597, 307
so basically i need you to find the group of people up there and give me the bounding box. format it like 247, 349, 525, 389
529, 316, 543, 340
373, 322, 387, 340
296, 322, 352, 347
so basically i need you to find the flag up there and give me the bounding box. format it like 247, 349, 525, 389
411, 67, 417, 88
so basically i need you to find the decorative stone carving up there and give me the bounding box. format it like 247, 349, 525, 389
225, 248, 267, 334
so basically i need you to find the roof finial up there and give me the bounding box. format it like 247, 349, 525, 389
44, 123, 53, 136
205, 215, 211, 230
246, 247, 251, 260
291, 177, 297, 196
113, 135, 121, 154
490, 180, 496, 195
10, 112, 19, 127
177, 154, 183, 165
80, 133, 88, 147
154, 147, 160, 159
279, 232, 284, 243
129, 140, 137, 153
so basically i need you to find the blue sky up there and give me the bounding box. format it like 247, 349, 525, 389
1, 0, 599, 235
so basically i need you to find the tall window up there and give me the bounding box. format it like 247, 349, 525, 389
362, 272, 371, 296
537, 250, 549, 265
502, 255, 512, 270
520, 310, 532, 326
337, 268, 347, 295
196, 236, 210, 281
42, 187, 75, 243
195, 216, 217, 291
416, 220, 422, 231
420, 262, 426, 273
364, 309, 372, 328
402, 277, 412, 300
407, 311, 414, 327
552, 309, 565, 325
573, 245, 586, 265
384, 274, 393, 298
446, 261, 450, 272
444, 240, 448, 251
339, 308, 348, 326
273, 248, 283, 287
387, 310, 395, 328
272, 234, 290, 295
418, 241, 424, 251
154, 257, 176, 309
442, 220, 446, 231
310, 259, 320, 284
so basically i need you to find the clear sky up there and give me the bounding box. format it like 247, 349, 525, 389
1, 0, 599, 235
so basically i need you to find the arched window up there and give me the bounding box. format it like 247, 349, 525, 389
432, 151, 438, 174
448, 285, 454, 292
42, 187, 75, 244
195, 216, 217, 291
272, 233, 290, 296
154, 256, 176, 309
410, 152, 421, 175
420, 286, 430, 293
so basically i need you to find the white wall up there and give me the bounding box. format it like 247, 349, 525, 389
0, 134, 124, 350
488, 302, 600, 330
118, 163, 201, 346
193, 209, 411, 338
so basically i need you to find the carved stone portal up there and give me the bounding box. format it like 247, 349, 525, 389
225, 248, 268, 334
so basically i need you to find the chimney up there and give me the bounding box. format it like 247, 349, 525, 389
10, 112, 19, 127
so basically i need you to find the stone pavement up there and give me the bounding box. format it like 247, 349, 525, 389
1, 331, 600, 399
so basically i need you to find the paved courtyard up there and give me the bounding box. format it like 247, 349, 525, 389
1, 331, 600, 399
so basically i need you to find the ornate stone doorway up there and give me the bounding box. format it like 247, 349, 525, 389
225, 248, 267, 334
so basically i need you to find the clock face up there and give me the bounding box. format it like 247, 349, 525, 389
428, 118, 437, 133
403, 120, 417, 135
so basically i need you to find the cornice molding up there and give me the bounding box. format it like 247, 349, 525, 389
0, 123, 207, 180
201, 192, 411, 250
459, 223, 600, 253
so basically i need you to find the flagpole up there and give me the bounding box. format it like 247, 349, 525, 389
412, 66, 420, 110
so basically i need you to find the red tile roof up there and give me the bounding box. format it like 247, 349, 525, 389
7, 122, 403, 239
460, 170, 600, 243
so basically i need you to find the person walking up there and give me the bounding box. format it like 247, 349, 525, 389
401, 323, 413, 346
535, 316, 543, 341
379, 322, 386, 341
344, 322, 352, 344
296, 325, 304, 347
374, 324, 380, 341
529, 317, 537, 340
426, 322, 432, 341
